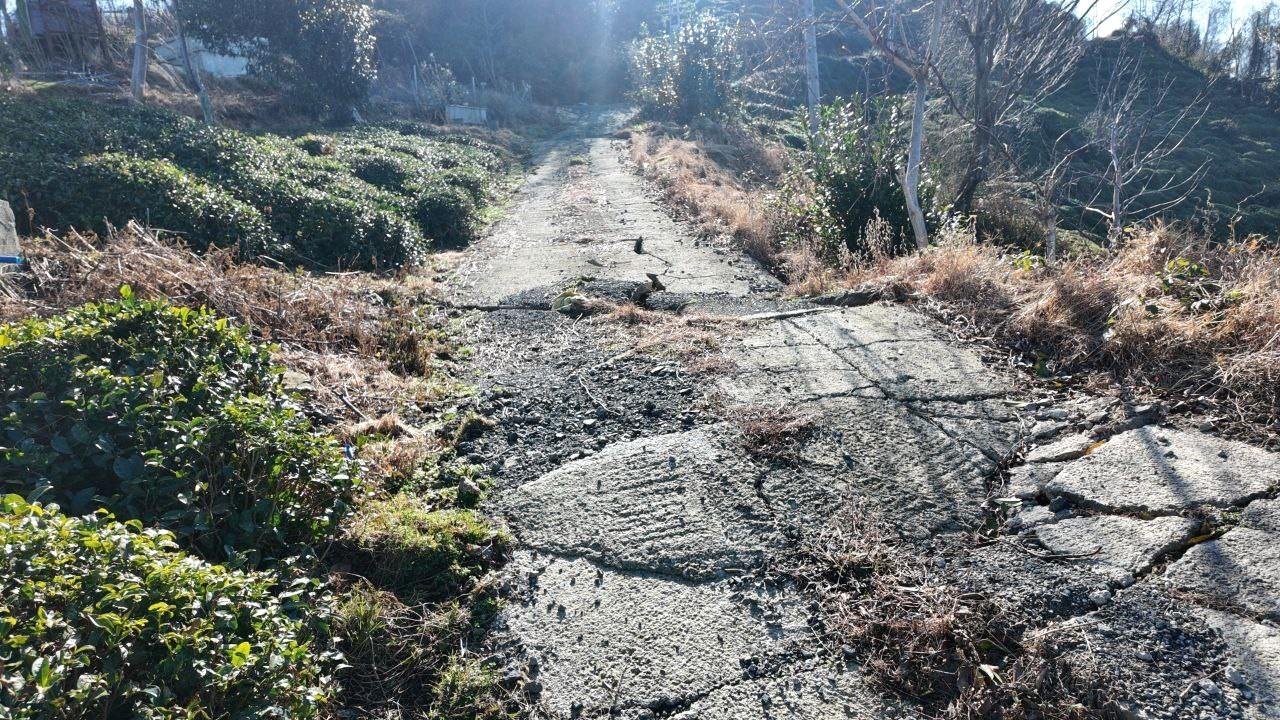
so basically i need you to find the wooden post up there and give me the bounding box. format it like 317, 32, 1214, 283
129, 0, 147, 103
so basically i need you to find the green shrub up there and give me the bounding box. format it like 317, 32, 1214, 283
788, 98, 939, 258
0, 292, 355, 561
630, 12, 744, 121
415, 183, 478, 248
0, 496, 339, 719
38, 153, 280, 257
0, 96, 508, 268
342, 496, 508, 601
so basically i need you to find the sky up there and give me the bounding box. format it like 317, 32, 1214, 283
1086, 0, 1277, 36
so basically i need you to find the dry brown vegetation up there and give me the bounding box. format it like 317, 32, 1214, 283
793, 506, 1116, 719
784, 223, 1280, 434
0, 224, 466, 423
629, 121, 786, 266
733, 404, 818, 458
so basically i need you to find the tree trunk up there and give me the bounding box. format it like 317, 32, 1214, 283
170, 0, 213, 125
802, 0, 820, 137
129, 0, 147, 104
953, 40, 992, 214
1108, 127, 1122, 247
901, 75, 930, 251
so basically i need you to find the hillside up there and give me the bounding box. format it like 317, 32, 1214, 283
1042, 35, 1280, 237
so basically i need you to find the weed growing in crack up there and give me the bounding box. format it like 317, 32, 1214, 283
733, 405, 818, 459
790, 504, 1121, 719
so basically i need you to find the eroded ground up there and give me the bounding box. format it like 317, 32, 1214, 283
451, 109, 1280, 720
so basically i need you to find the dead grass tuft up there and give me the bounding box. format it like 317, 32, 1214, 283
733, 405, 818, 457
792, 505, 1117, 719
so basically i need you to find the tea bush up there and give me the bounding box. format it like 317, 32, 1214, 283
41, 153, 281, 257
0, 496, 339, 719
0, 96, 510, 269
0, 292, 355, 561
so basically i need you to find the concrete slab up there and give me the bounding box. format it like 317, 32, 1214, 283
501, 552, 811, 718
1030, 514, 1200, 584
501, 427, 776, 577
1045, 427, 1280, 514
1164, 526, 1280, 620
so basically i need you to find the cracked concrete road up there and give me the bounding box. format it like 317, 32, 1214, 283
452, 108, 1280, 720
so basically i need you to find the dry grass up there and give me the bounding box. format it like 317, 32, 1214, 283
792, 505, 1116, 719
629, 121, 786, 267
733, 405, 818, 458
589, 300, 744, 373
0, 225, 466, 424
825, 223, 1280, 433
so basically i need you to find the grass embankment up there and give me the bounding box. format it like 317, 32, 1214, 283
0, 95, 517, 270
0, 226, 515, 718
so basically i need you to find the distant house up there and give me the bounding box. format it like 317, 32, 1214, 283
15, 0, 106, 63
154, 37, 250, 78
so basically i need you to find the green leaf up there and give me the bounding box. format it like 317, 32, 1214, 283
228, 641, 252, 668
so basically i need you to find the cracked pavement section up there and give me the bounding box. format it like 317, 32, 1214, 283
501, 426, 777, 578
467, 108, 1280, 719
503, 552, 810, 718
1044, 426, 1280, 513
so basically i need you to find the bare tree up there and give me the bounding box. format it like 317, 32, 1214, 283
933, 0, 1099, 213
801, 0, 820, 136
1081, 54, 1209, 246
833, 0, 943, 250
170, 0, 214, 124
130, 0, 148, 103
1031, 130, 1093, 263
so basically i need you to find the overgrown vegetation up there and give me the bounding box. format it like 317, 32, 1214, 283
0, 291, 355, 563
792, 506, 1116, 719
0, 496, 340, 718
183, 0, 378, 115
0, 95, 512, 269
829, 223, 1280, 434
630, 12, 743, 121
0, 225, 514, 718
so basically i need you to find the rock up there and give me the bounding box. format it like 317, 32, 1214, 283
1005, 504, 1056, 532
1045, 427, 1280, 514
1225, 666, 1246, 687
1005, 461, 1068, 500
1031, 419, 1067, 439
1030, 514, 1199, 584
1089, 588, 1113, 606
1026, 434, 1100, 464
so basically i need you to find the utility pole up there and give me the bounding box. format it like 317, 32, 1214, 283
802, 0, 820, 136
